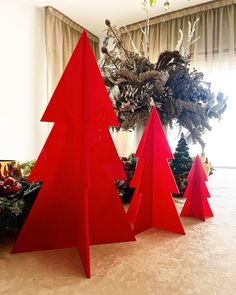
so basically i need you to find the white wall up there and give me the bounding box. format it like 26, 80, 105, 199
0, 0, 47, 161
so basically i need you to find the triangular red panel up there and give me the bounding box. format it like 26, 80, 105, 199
181, 155, 214, 221
127, 107, 185, 235
187, 156, 208, 182
12, 32, 135, 278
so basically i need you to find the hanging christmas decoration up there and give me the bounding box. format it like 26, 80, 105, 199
149, 0, 156, 7
164, 1, 170, 11
99, 16, 227, 150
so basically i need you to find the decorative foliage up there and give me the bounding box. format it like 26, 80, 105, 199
170, 133, 193, 194
0, 181, 41, 234
0, 162, 22, 197
99, 19, 227, 150
20, 160, 36, 178
115, 154, 136, 203
0, 161, 41, 235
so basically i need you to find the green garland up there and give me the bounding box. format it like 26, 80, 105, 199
0, 180, 41, 234
0, 161, 42, 235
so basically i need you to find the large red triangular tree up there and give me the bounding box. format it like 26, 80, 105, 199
127, 107, 185, 235
180, 155, 213, 221
12, 32, 135, 278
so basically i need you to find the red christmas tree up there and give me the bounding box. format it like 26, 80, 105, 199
180, 155, 213, 221
127, 107, 185, 235
12, 32, 135, 278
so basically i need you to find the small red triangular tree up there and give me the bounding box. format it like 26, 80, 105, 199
127, 107, 185, 235
180, 155, 213, 221
12, 32, 135, 278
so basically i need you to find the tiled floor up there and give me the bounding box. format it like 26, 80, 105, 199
0, 168, 236, 295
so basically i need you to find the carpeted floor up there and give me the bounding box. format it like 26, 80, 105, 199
0, 168, 236, 295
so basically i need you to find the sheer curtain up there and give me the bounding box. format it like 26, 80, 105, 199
191, 69, 236, 167
45, 6, 100, 100
120, 0, 236, 65
117, 0, 236, 164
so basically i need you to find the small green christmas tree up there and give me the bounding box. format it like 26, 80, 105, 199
171, 133, 193, 194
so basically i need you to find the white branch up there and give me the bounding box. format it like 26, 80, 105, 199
175, 29, 183, 51
139, 24, 146, 36
192, 18, 200, 36
186, 18, 200, 55
122, 24, 141, 55
189, 36, 200, 46
188, 21, 192, 44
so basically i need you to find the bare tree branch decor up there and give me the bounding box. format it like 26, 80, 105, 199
99, 19, 227, 150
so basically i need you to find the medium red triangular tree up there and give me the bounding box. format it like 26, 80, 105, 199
127, 107, 185, 235
12, 32, 135, 278
180, 155, 213, 221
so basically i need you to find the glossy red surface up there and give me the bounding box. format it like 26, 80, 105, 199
12, 32, 135, 278
181, 155, 214, 221
127, 107, 185, 235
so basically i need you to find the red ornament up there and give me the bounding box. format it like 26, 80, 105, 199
5, 185, 11, 194
180, 155, 213, 221
12, 32, 135, 278
4, 177, 15, 187
127, 107, 185, 235
10, 183, 22, 194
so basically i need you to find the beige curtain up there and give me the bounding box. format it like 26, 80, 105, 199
120, 0, 236, 70
45, 6, 100, 99
115, 0, 236, 157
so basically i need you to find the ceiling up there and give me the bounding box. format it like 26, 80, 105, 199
32, 0, 213, 38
